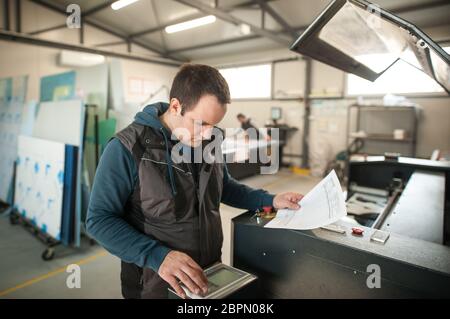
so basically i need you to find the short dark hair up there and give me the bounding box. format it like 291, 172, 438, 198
170, 63, 231, 115
236, 113, 245, 119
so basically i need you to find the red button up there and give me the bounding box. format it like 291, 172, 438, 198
263, 206, 272, 213
352, 227, 364, 235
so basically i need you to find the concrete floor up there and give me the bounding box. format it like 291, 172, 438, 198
0, 169, 319, 299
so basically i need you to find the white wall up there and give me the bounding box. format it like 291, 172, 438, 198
0, 40, 71, 101
413, 98, 450, 156
120, 60, 177, 106
0, 39, 178, 109
109, 59, 178, 131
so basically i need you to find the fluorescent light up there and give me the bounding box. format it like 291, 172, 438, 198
165, 15, 216, 34
111, 0, 140, 10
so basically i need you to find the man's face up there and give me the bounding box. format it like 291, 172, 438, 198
171, 94, 227, 147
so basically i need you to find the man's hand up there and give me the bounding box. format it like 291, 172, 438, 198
273, 192, 304, 210
158, 250, 208, 299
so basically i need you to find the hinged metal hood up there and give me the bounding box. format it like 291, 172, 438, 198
290, 0, 450, 94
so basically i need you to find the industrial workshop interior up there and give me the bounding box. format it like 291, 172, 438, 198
0, 0, 449, 302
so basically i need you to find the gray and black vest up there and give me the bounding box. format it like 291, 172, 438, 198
116, 122, 224, 299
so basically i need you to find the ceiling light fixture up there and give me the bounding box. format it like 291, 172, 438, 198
111, 0, 140, 11
165, 15, 217, 34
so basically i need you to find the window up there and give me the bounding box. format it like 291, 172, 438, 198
347, 47, 450, 95
219, 64, 271, 99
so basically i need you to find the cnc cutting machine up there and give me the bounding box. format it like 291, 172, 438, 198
231, 0, 450, 298
232, 157, 450, 298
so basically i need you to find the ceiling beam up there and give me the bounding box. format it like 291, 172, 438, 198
130, 0, 449, 40
16, 0, 22, 33
3, 0, 10, 31
390, 0, 450, 14
129, 12, 205, 39
168, 0, 450, 55
261, 6, 265, 29
79, 18, 84, 44
172, 0, 291, 46
169, 34, 260, 54
28, 1, 115, 36
0, 29, 183, 67
128, 0, 276, 39
150, 0, 167, 51
436, 37, 450, 44
94, 40, 128, 47
28, 0, 186, 62
28, 1, 276, 39
88, 19, 187, 60
254, 0, 298, 39
168, 25, 306, 54
235, 0, 274, 9
84, 1, 116, 16
28, 23, 67, 35
23, 0, 448, 60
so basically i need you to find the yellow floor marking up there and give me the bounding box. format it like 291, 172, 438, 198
0, 250, 108, 297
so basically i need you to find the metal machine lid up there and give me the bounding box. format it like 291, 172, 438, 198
290, 0, 450, 94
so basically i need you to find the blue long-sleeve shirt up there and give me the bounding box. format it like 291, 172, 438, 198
86, 138, 274, 273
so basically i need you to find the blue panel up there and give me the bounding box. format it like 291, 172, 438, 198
61, 145, 78, 246
0, 78, 13, 103
0, 99, 36, 204
39, 71, 76, 102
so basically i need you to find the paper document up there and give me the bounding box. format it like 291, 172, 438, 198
265, 170, 347, 230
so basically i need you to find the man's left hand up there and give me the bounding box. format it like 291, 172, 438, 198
273, 192, 304, 210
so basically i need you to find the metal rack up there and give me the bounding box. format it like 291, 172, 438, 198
346, 104, 419, 157
6, 103, 99, 261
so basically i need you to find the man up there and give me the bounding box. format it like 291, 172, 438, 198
236, 113, 263, 140
86, 64, 303, 299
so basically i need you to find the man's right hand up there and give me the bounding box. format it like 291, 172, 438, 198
158, 250, 208, 299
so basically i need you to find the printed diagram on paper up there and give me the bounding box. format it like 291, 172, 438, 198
265, 170, 347, 230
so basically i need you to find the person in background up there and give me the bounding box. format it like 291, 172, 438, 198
236, 113, 269, 141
